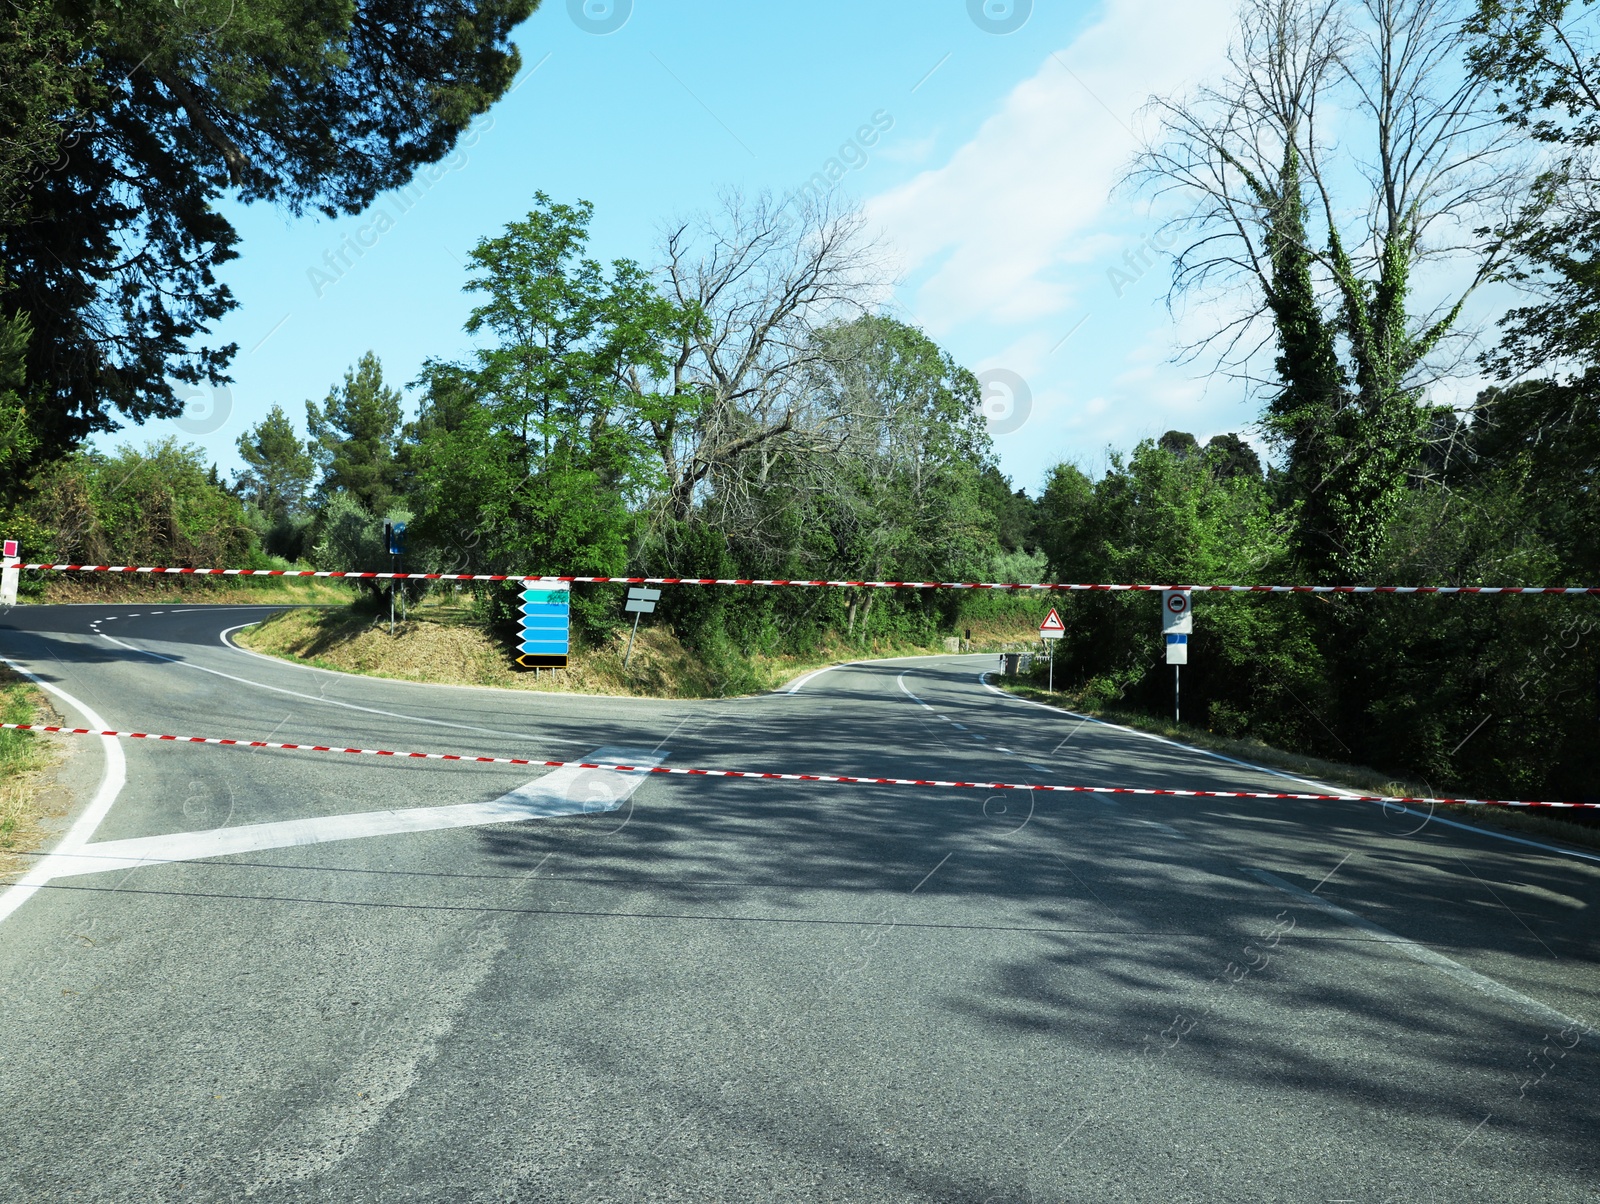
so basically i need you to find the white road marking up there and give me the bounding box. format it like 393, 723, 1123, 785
785, 664, 840, 694
977, 672, 1600, 866
84, 623, 588, 746
894, 673, 930, 708
1248, 868, 1587, 1031
0, 659, 127, 926
951, 723, 968, 730
791, 654, 958, 696
32, 747, 667, 881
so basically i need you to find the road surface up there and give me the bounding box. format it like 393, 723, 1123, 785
1, 603, 1596, 1202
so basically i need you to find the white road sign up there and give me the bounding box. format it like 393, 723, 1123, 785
1161, 590, 1192, 633
625, 586, 661, 615
1039, 608, 1065, 640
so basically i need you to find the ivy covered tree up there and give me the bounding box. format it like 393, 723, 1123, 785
1131, 0, 1519, 579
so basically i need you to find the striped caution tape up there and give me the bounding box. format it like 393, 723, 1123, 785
17, 563, 1600, 595
3, 722, 1594, 811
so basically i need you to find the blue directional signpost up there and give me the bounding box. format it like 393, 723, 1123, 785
517, 579, 570, 669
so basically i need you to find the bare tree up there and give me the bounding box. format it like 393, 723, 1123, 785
1129, 0, 1522, 575
642, 189, 887, 529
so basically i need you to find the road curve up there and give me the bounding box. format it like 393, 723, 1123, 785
0, 603, 1597, 1202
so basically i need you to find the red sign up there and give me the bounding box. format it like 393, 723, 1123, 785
1039, 608, 1065, 638
2, 540, 15, 559
1166, 591, 1189, 614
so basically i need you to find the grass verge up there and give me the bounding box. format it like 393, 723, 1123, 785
998, 680, 1600, 855
236, 598, 1038, 700
0, 666, 68, 880
29, 577, 363, 606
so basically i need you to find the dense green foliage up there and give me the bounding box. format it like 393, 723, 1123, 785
0, 0, 539, 469
10, 439, 260, 571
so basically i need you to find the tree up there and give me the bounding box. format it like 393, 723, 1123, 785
1468, 2, 1600, 377
1035, 440, 1322, 740
21, 437, 255, 568
1204, 432, 1265, 479
0, 310, 38, 496
804, 314, 995, 580
1158, 430, 1201, 459
307, 352, 403, 515
1131, 0, 1521, 577
235, 404, 314, 520
653, 190, 886, 526
1, 0, 538, 469
0, 0, 93, 230
404, 196, 691, 624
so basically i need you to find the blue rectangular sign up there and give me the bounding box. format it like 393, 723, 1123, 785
518, 581, 570, 668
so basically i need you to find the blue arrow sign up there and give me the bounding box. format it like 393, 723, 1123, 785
519, 638, 569, 655
518, 602, 569, 621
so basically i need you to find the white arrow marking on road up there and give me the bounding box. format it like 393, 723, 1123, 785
0, 658, 127, 926
24, 746, 666, 882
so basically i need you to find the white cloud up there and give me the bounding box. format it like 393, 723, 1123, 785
865, 0, 1239, 334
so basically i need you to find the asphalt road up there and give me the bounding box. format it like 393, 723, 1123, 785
0, 602, 1597, 1203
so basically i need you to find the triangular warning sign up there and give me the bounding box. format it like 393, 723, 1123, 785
1039, 607, 1065, 634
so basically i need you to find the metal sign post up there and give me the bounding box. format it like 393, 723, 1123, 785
1162, 590, 1192, 723
384, 522, 406, 636
623, 587, 660, 669
1039, 607, 1065, 692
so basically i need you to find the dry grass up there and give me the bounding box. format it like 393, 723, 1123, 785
29, 577, 362, 606
0, 666, 70, 880
236, 599, 1043, 699
1000, 681, 1600, 853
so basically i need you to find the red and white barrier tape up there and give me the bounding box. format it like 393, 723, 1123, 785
17, 563, 1600, 595
2, 722, 1592, 811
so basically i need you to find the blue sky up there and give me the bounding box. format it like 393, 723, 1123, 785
120, 0, 1290, 494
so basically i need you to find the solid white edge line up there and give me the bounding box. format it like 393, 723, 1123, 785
1248, 868, 1587, 1032
0, 657, 127, 925
785, 663, 840, 694
83, 621, 593, 745
977, 672, 1600, 866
